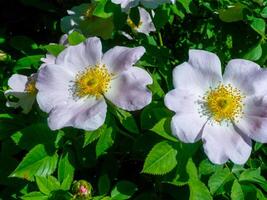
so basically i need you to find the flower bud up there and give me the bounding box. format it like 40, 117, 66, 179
71, 180, 93, 200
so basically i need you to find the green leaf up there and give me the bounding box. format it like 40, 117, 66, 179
36, 176, 60, 195
98, 174, 110, 195
239, 168, 267, 192
243, 43, 262, 61
261, 7, 267, 18
10, 144, 58, 181
21, 192, 48, 200
10, 36, 38, 54
199, 159, 223, 175
67, 31, 86, 45
142, 141, 177, 175
14, 55, 43, 71
41, 44, 65, 56
96, 126, 116, 157
84, 124, 107, 147
111, 181, 137, 200
208, 168, 234, 194
186, 159, 212, 200
61, 175, 74, 191
58, 150, 75, 186
150, 118, 177, 142
218, 3, 245, 22
111, 107, 139, 134
93, 0, 113, 18
250, 17, 266, 36
231, 180, 244, 200
179, 0, 192, 13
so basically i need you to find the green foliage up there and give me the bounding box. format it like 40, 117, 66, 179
1, 0, 267, 199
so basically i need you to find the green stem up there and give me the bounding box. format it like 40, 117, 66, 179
158, 32, 164, 46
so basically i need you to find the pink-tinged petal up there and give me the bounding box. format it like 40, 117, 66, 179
56, 37, 102, 73
164, 88, 199, 114
172, 62, 221, 95
7, 74, 28, 92
223, 59, 264, 96
105, 67, 152, 111
48, 98, 107, 131
5, 91, 35, 114
36, 64, 74, 113
188, 49, 222, 85
234, 95, 267, 143
102, 46, 145, 74
171, 113, 206, 143
202, 123, 252, 164
137, 7, 156, 35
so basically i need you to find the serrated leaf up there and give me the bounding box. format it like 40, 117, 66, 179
218, 3, 245, 22
231, 180, 244, 200
250, 17, 266, 36
186, 159, 212, 200
243, 43, 262, 61
41, 44, 65, 56
199, 159, 223, 175
67, 31, 86, 45
150, 118, 177, 142
61, 175, 73, 191
21, 192, 48, 200
261, 7, 267, 18
36, 176, 60, 195
208, 168, 234, 194
142, 141, 177, 175
14, 55, 43, 71
93, 0, 113, 18
84, 124, 107, 147
10, 144, 58, 181
58, 150, 75, 186
239, 168, 267, 192
96, 126, 116, 157
111, 181, 137, 200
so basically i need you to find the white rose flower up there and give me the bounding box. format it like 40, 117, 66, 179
165, 49, 267, 164
36, 37, 152, 131
5, 74, 37, 114
127, 7, 156, 35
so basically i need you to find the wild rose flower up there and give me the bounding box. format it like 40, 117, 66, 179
164, 50, 267, 164
5, 74, 37, 114
36, 37, 152, 131
112, 0, 175, 11
127, 7, 156, 35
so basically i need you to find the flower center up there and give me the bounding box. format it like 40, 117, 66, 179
24, 78, 37, 95
202, 84, 244, 123
127, 17, 143, 30
73, 64, 111, 99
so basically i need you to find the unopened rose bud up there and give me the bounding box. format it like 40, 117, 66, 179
71, 180, 93, 200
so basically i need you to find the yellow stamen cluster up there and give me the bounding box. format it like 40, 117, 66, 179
127, 17, 143, 30
84, 4, 96, 19
25, 78, 37, 95
73, 64, 111, 99
202, 84, 244, 123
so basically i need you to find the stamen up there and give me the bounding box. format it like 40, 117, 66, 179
72, 64, 111, 99
127, 17, 143, 30
200, 84, 244, 124
25, 77, 37, 95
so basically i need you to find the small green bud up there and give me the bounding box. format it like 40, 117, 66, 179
0, 50, 9, 61
71, 180, 93, 200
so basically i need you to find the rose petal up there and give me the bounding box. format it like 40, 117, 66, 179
102, 46, 145, 74
137, 7, 156, 35
48, 98, 107, 131
7, 74, 28, 92
56, 37, 102, 73
202, 123, 252, 164
105, 67, 152, 111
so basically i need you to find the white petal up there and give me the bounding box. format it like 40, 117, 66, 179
59, 34, 69, 45
223, 59, 264, 96
102, 46, 145, 74
137, 7, 156, 35
105, 67, 152, 111
202, 123, 252, 164
164, 88, 199, 113
235, 95, 267, 143
7, 74, 28, 92
36, 64, 74, 113
48, 98, 107, 131
56, 37, 102, 73
172, 62, 221, 95
111, 0, 139, 11
171, 113, 206, 143
188, 50, 222, 85
5, 91, 35, 114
